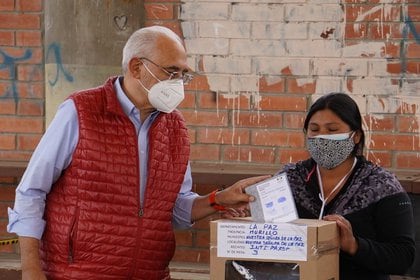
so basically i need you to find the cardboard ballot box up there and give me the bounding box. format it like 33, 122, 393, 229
210, 218, 339, 280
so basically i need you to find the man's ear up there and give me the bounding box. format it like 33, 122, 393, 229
128, 57, 142, 79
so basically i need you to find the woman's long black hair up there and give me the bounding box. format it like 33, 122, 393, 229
303, 92, 365, 156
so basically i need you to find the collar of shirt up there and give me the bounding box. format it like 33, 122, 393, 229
114, 76, 159, 129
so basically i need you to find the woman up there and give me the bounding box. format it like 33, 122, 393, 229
283, 92, 415, 280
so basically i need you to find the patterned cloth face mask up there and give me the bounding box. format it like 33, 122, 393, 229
307, 132, 355, 170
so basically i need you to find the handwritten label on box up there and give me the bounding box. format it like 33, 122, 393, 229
217, 221, 308, 261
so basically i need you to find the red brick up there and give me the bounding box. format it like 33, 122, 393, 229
184, 75, 210, 91
386, 62, 402, 74
0, 134, 16, 150
279, 149, 309, 164
188, 128, 196, 144
172, 247, 209, 263
195, 230, 210, 248
16, 81, 44, 98
258, 95, 307, 112
395, 101, 418, 114
223, 146, 276, 164
0, 98, 16, 114
190, 144, 220, 161
387, 61, 420, 75
365, 151, 392, 168
258, 76, 285, 93
287, 78, 316, 94
183, 110, 228, 127
174, 230, 193, 247
0, 68, 12, 79
0, 202, 14, 219
0, 177, 17, 184
345, 5, 400, 22
369, 134, 420, 151
0, 31, 14, 45
368, 23, 403, 40
404, 62, 420, 74
193, 184, 219, 196
145, 3, 174, 20
197, 128, 249, 145
178, 91, 195, 108
0, 186, 16, 201
17, 64, 43, 81
22, 47, 42, 64
0, 47, 42, 70
17, 134, 41, 150
407, 43, 420, 59
0, 116, 43, 133
0, 150, 33, 161
0, 14, 40, 29
0, 0, 14, 11
198, 92, 250, 110
408, 4, 420, 21
381, 42, 400, 58
396, 152, 420, 169
16, 0, 42, 12
251, 130, 305, 148
407, 22, 420, 40
363, 115, 395, 131
16, 30, 41, 46
397, 116, 419, 133
17, 99, 43, 116
283, 113, 306, 129
234, 112, 282, 128
345, 23, 367, 39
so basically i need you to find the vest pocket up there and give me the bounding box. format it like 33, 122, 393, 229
68, 207, 80, 263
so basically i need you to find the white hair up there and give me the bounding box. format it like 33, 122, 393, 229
121, 26, 183, 73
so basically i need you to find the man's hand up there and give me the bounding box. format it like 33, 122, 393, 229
19, 236, 47, 280
215, 175, 271, 207
191, 175, 271, 222
221, 206, 251, 219
22, 268, 47, 280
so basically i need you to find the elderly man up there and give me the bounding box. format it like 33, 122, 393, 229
8, 26, 268, 279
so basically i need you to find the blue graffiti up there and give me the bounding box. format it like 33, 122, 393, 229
46, 43, 74, 86
404, 16, 420, 44
0, 48, 32, 100
400, 15, 419, 80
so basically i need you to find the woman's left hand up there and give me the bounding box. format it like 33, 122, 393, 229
323, 214, 358, 255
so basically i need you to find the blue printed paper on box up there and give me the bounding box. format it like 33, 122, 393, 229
245, 173, 298, 223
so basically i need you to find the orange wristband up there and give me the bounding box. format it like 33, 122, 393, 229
209, 189, 226, 211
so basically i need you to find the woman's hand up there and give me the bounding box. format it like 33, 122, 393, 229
324, 214, 358, 255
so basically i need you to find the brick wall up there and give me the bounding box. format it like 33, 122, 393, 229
1, 0, 419, 268
0, 0, 43, 255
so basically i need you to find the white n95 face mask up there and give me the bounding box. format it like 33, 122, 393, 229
137, 78, 185, 113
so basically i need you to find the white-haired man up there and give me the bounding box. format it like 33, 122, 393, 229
8, 26, 268, 280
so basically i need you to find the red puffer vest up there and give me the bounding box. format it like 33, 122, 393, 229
39, 77, 190, 279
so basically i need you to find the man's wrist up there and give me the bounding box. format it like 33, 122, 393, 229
209, 189, 226, 211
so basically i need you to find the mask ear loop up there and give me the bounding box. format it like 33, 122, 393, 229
139, 59, 162, 82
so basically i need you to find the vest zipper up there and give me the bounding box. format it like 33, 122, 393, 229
138, 206, 144, 217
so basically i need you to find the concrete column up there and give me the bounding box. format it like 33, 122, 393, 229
44, 0, 144, 125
